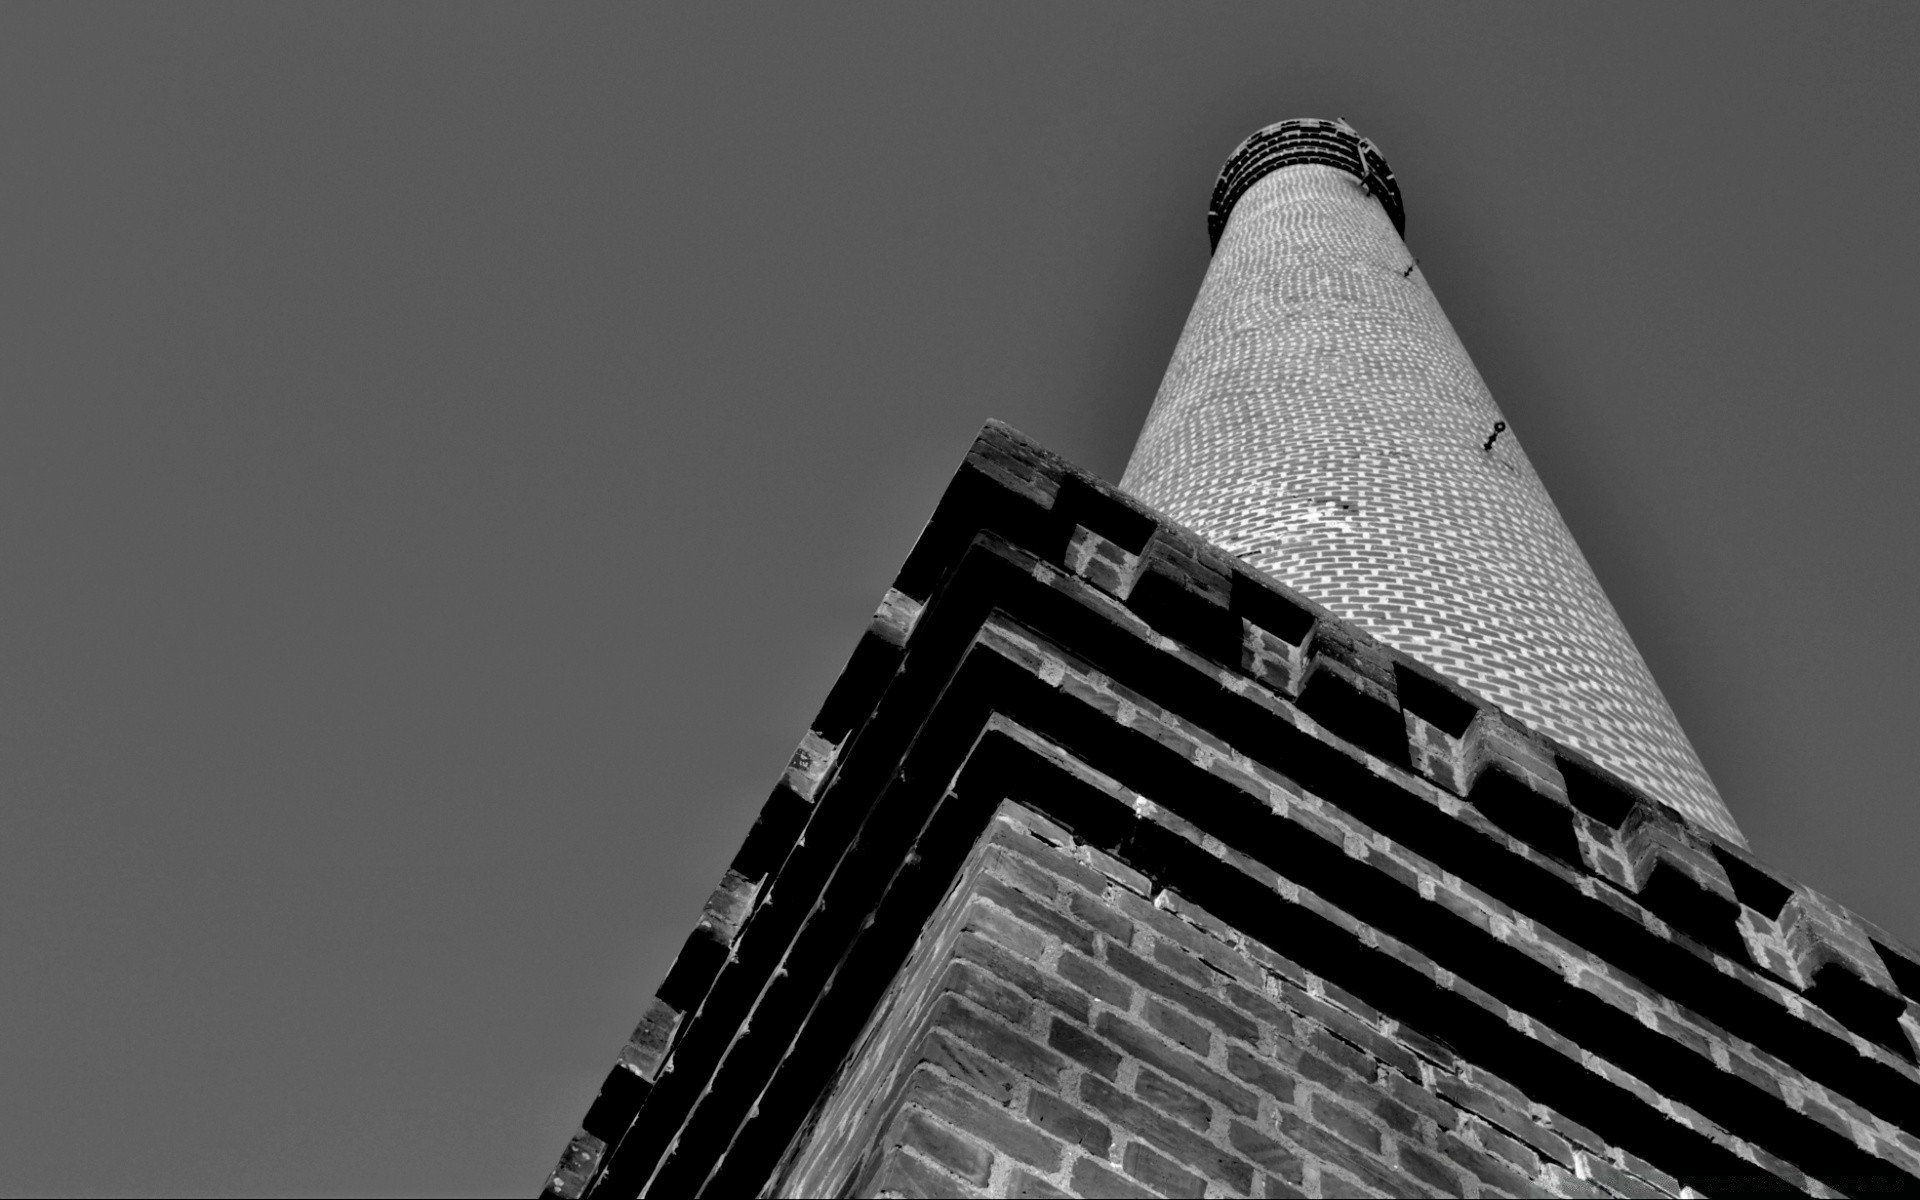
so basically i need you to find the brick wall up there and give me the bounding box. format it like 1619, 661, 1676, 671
547, 423, 1920, 1198
785, 802, 1680, 1199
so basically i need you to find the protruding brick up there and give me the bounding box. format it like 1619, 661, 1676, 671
783, 730, 838, 801
870, 587, 925, 647
618, 997, 682, 1082
695, 868, 760, 948
546, 1131, 605, 1200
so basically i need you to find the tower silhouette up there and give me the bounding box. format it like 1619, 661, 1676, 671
1126, 118, 1734, 842
545, 120, 1920, 1199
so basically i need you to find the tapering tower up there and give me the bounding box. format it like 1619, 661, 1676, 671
1122, 119, 1739, 843
545, 116, 1920, 1200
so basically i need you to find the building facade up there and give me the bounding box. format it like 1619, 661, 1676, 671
543, 121, 1920, 1198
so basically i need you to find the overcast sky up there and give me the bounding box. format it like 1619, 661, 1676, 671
2, 6, 1916, 1196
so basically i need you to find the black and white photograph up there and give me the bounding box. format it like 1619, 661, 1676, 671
2, 7, 1917, 1196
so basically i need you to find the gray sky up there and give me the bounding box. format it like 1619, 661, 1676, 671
2, 6, 1915, 1196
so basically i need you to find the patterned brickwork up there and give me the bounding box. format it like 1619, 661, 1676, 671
547, 423, 1920, 1198
788, 802, 1711, 1199
1123, 136, 1739, 843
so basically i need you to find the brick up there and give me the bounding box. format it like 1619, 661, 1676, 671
1224, 981, 1295, 1034
965, 902, 1046, 961
1023, 1090, 1110, 1158
1307, 1009, 1421, 1083
1351, 1084, 1421, 1139
1797, 1093, 1853, 1139
1058, 950, 1134, 1009
1290, 1048, 1351, 1092
1094, 1011, 1260, 1118
1539, 1106, 1605, 1154
1048, 1017, 1122, 1079
1079, 1075, 1255, 1193
870, 1146, 978, 1199
940, 960, 1033, 1026
1117, 892, 1261, 986
1436, 1075, 1527, 1135
1440, 1134, 1534, 1195
1309, 1093, 1381, 1154
1388, 1023, 1457, 1072
1146, 999, 1213, 1056
1616, 1149, 1680, 1197
1124, 1141, 1206, 1198
1274, 1107, 1423, 1198
993, 802, 1075, 850
1135, 1068, 1213, 1132
1105, 945, 1261, 1043
1459, 1063, 1530, 1110
986, 823, 1110, 897
1316, 1172, 1374, 1199
1226, 1044, 1297, 1104
1262, 1175, 1307, 1199
902, 1067, 1064, 1172
956, 934, 1092, 1024
1084, 845, 1153, 895
1318, 980, 1384, 1026
1153, 938, 1216, 986
1228, 1121, 1303, 1185
986, 846, 1065, 905
1305, 1027, 1375, 1083
977, 876, 1100, 956
896, 1109, 993, 1186
1477, 1123, 1542, 1176
1396, 1143, 1461, 1193
1007, 1169, 1071, 1199
1575, 1151, 1664, 1199
1243, 940, 1313, 990
1068, 888, 1136, 945
1072, 1156, 1157, 1199
919, 1030, 1019, 1108
931, 995, 1065, 1088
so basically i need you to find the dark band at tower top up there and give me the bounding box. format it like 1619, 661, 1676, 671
1208, 116, 1405, 247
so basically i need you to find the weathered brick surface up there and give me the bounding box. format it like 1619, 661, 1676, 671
784, 804, 1776, 1197
558, 412, 1920, 1197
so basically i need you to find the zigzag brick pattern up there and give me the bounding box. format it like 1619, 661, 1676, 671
1122, 122, 1739, 843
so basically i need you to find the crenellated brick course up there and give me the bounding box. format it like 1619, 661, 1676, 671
545, 422, 1920, 1197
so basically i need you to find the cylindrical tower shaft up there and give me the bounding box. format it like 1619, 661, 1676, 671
1122, 118, 1739, 843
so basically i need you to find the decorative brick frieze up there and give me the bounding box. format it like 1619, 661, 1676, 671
547, 425, 1920, 1196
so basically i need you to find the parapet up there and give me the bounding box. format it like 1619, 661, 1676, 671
547, 423, 1920, 1197
1207, 117, 1405, 248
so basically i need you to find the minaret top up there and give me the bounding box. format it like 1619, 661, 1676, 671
1207, 117, 1405, 249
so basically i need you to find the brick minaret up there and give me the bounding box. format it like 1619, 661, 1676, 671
1123, 118, 1738, 844
545, 120, 1920, 1200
